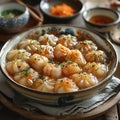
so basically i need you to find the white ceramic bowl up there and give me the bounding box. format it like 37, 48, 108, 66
0, 2, 30, 33
82, 7, 120, 32
0, 25, 118, 106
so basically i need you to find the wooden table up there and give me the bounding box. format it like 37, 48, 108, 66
0, 0, 120, 120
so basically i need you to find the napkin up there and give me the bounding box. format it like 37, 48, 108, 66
0, 70, 120, 116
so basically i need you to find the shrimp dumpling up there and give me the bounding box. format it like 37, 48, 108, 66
76, 40, 98, 54
70, 72, 98, 89
54, 77, 79, 93
66, 50, 86, 67
43, 63, 62, 79
83, 62, 108, 79
85, 50, 107, 63
6, 49, 31, 62
17, 39, 40, 54
54, 44, 71, 62
14, 68, 39, 87
61, 61, 82, 76
6, 59, 29, 75
37, 45, 54, 60
57, 34, 78, 49
33, 77, 55, 92
38, 34, 58, 46
28, 53, 48, 73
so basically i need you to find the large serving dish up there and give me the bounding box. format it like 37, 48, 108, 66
0, 25, 118, 106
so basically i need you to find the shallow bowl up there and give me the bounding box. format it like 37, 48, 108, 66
40, 0, 83, 20
82, 7, 120, 32
0, 25, 118, 106
0, 2, 30, 33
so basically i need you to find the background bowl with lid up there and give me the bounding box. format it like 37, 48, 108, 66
0, 2, 30, 33
82, 7, 120, 33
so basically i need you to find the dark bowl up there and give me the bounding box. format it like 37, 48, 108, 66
40, 0, 83, 20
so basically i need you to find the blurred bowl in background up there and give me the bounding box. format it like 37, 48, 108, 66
0, 2, 30, 33
22, 0, 41, 5
82, 7, 120, 33
40, 0, 83, 20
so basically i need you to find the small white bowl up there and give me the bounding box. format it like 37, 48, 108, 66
0, 2, 30, 33
82, 7, 120, 32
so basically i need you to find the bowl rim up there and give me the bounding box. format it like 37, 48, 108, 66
0, 2, 29, 19
0, 24, 118, 96
39, 0, 83, 19
82, 7, 120, 27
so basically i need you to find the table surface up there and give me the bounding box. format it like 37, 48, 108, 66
0, 0, 120, 120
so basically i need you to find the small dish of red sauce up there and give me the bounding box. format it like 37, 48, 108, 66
89, 15, 114, 25
82, 7, 120, 32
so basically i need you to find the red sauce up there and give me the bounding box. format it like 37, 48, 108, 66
89, 15, 114, 25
